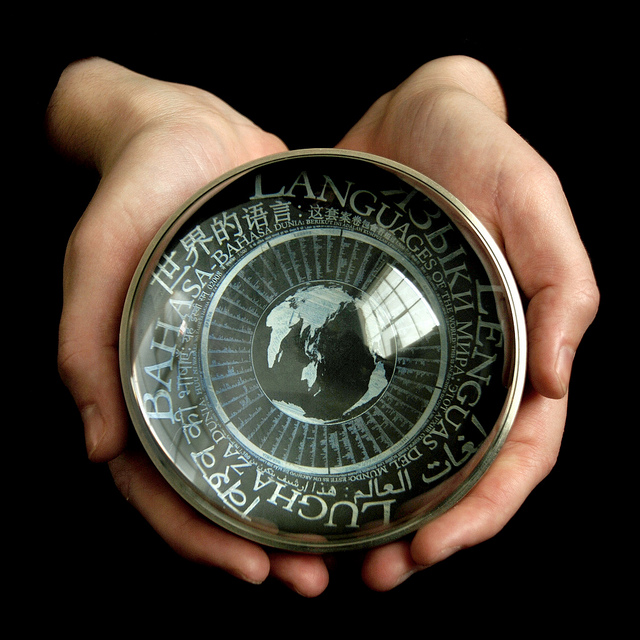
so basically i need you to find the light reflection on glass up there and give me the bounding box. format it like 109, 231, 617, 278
359, 264, 439, 359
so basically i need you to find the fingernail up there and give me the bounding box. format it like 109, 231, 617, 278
555, 345, 575, 397
81, 404, 104, 459
237, 573, 265, 586
433, 545, 462, 565
395, 546, 463, 587
394, 566, 425, 588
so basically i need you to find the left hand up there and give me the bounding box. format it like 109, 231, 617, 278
336, 55, 599, 590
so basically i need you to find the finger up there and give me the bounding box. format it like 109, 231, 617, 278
360, 387, 566, 589
360, 540, 423, 592
108, 450, 271, 585
57, 335, 129, 463
493, 158, 600, 399
409, 387, 566, 567
58, 203, 143, 462
268, 553, 330, 597
525, 274, 599, 400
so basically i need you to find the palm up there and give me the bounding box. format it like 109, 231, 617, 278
338, 75, 523, 249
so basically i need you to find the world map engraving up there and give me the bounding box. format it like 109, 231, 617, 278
256, 282, 394, 424
203, 230, 445, 473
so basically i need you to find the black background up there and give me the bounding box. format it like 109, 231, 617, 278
17, 11, 628, 633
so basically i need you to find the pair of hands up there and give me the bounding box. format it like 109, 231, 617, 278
48, 55, 598, 597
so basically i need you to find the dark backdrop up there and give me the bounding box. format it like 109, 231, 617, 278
18, 12, 626, 633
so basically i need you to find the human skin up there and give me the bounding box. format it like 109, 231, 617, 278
48, 55, 599, 597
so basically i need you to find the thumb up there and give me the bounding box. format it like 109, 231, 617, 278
57, 191, 143, 462
495, 159, 600, 400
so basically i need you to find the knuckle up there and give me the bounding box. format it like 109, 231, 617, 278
560, 275, 600, 335
574, 277, 601, 321
57, 335, 82, 386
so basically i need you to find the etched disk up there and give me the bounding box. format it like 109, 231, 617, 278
120, 149, 526, 552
